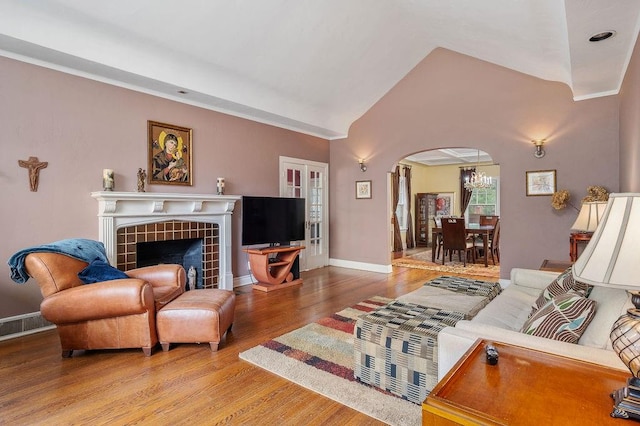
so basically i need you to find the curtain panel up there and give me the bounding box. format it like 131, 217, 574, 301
460, 167, 475, 215
392, 167, 403, 252
404, 166, 415, 248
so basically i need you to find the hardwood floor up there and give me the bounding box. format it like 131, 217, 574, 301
0, 265, 492, 425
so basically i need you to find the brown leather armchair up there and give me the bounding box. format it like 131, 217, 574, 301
24, 252, 186, 357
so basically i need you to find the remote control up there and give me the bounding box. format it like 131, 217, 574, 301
485, 344, 499, 365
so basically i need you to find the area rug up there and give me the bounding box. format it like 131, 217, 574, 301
239, 296, 421, 426
393, 249, 500, 279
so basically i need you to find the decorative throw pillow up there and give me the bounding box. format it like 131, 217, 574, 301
521, 292, 597, 344
531, 267, 592, 314
78, 259, 129, 284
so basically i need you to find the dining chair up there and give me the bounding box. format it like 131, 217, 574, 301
479, 215, 499, 227
474, 220, 500, 265
440, 217, 475, 266
432, 217, 444, 259
478, 215, 499, 243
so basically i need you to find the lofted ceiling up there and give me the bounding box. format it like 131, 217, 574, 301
0, 1, 639, 140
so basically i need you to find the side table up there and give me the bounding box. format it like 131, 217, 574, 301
570, 232, 592, 261
243, 245, 304, 292
539, 259, 572, 273
423, 339, 628, 425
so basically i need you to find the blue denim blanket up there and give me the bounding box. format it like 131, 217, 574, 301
8, 239, 109, 284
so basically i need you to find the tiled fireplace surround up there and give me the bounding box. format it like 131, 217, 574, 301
117, 221, 218, 289
92, 192, 241, 291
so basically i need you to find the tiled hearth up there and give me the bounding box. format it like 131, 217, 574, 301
92, 192, 240, 290
117, 220, 219, 289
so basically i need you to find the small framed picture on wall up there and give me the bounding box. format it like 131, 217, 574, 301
435, 192, 455, 216
356, 180, 372, 199
526, 170, 556, 196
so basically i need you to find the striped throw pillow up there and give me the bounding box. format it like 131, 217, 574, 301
531, 267, 592, 314
521, 292, 597, 343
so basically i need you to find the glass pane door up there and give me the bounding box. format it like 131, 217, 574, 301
280, 157, 328, 271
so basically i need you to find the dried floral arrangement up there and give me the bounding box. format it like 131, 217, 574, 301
551, 189, 573, 210
551, 186, 609, 211
582, 185, 609, 203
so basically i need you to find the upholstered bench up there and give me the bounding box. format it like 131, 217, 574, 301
353, 276, 501, 404
156, 289, 236, 351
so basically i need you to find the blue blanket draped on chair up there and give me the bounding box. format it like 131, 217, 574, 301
8, 239, 109, 284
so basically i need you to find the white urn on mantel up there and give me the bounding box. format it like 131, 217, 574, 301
91, 191, 241, 290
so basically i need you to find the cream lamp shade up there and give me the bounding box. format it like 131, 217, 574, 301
570, 201, 607, 232
573, 193, 640, 414
572, 193, 640, 289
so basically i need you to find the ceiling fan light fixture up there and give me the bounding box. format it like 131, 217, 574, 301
589, 31, 616, 42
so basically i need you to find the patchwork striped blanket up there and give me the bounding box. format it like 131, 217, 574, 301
354, 276, 502, 404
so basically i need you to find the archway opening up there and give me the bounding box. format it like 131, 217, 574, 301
391, 148, 500, 276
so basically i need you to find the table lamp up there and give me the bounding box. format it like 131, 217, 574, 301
572, 193, 640, 419
570, 201, 607, 232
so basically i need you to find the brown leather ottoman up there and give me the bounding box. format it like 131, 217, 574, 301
156, 289, 235, 351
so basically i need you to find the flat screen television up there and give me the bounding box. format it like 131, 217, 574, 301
241, 196, 306, 246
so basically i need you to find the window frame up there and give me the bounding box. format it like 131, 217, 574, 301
464, 177, 500, 222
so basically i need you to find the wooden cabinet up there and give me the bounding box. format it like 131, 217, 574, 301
415, 193, 438, 247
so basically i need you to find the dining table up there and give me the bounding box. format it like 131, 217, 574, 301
431, 223, 495, 267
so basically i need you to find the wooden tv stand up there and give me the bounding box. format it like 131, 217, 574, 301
243, 245, 305, 292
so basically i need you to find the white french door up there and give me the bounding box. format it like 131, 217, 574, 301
279, 156, 329, 271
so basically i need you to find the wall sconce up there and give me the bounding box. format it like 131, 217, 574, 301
359, 159, 367, 172
532, 139, 546, 159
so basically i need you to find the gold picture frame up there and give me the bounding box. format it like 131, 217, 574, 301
526, 169, 556, 196
148, 120, 193, 186
356, 180, 372, 199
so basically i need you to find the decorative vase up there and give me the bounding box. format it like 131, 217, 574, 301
103, 169, 114, 191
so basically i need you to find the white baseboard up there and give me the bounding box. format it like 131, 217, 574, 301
233, 274, 255, 287
233, 261, 393, 289
328, 258, 392, 274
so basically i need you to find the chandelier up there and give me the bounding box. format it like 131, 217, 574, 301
464, 150, 492, 191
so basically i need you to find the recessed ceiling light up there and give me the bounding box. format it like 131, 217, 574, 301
589, 31, 616, 42
177, 90, 188, 94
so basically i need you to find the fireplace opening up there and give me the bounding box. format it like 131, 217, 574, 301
137, 238, 203, 290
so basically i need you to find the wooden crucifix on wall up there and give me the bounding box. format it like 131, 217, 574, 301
18, 156, 48, 192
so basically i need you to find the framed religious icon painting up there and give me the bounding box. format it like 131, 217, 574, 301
526, 169, 556, 196
148, 120, 193, 186
356, 180, 372, 199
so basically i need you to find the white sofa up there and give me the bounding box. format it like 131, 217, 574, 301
437, 267, 632, 381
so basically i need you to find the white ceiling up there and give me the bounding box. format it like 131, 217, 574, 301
1, 1, 639, 139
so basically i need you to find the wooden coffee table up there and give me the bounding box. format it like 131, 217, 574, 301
423, 339, 628, 425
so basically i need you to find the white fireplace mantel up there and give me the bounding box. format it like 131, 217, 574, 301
91, 191, 241, 290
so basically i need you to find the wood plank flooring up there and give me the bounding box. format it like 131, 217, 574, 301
0, 265, 495, 425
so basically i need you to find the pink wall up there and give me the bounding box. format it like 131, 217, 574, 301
620, 35, 640, 192
3, 43, 637, 319
330, 48, 620, 277
1, 56, 328, 317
